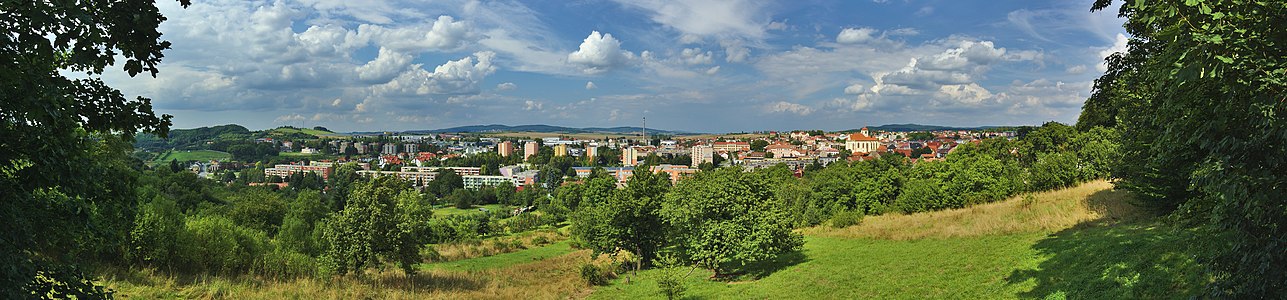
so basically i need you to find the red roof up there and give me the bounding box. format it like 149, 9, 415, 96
848, 133, 878, 141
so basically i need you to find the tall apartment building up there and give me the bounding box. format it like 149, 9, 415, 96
403, 143, 418, 154
523, 141, 539, 160
622, 146, 639, 166
381, 143, 399, 155
586, 145, 598, 160
497, 141, 515, 157
691, 145, 714, 167
553, 144, 568, 157
264, 162, 334, 180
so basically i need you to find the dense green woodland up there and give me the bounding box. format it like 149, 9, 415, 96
1, 0, 1283, 298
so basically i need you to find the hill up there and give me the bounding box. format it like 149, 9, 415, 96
268, 126, 337, 138
133, 124, 251, 151
403, 124, 693, 135
863, 123, 1006, 132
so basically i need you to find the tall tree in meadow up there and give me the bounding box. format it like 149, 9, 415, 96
661, 168, 803, 277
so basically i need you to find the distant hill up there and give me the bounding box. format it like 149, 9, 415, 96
403, 124, 693, 135
863, 124, 1009, 132
134, 124, 252, 151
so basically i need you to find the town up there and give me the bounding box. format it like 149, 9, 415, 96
164, 125, 1020, 193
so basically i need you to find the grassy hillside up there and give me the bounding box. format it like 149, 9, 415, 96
150, 150, 232, 164
269, 127, 337, 138
590, 180, 1211, 299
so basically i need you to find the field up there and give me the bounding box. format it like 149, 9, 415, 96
150, 150, 232, 164
96, 180, 1211, 299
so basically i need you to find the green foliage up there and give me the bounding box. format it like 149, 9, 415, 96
1085, 0, 1287, 295
829, 210, 864, 228
183, 215, 270, 275
320, 177, 426, 276
572, 170, 671, 267
662, 168, 804, 276
581, 263, 611, 286
279, 190, 329, 256
130, 195, 187, 269
224, 187, 288, 236
654, 255, 689, 300
1028, 152, 1085, 191
749, 140, 769, 152
893, 177, 948, 213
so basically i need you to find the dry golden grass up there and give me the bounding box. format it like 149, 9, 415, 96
430, 230, 566, 263
805, 180, 1153, 240
103, 249, 606, 300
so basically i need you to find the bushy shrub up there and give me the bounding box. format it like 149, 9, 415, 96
580, 263, 610, 286
256, 246, 316, 279
657, 272, 686, 300
830, 210, 864, 228
182, 215, 269, 275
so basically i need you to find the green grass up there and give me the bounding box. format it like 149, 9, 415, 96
592, 224, 1208, 299
589, 183, 1211, 299
150, 150, 231, 164
420, 241, 574, 272
433, 204, 507, 217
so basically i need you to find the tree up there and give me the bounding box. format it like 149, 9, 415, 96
130, 195, 187, 271
320, 177, 425, 275
749, 140, 769, 152
661, 168, 803, 277
1086, 1, 1286, 295
279, 190, 329, 256
572, 170, 671, 271
428, 167, 464, 197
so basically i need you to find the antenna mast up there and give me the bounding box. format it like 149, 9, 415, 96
642, 116, 647, 146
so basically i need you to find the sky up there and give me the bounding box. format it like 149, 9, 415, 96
98, 0, 1128, 133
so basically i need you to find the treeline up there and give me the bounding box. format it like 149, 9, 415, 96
1076, 0, 1286, 296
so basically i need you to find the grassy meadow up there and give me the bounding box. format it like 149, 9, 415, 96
590, 180, 1211, 299
97, 180, 1211, 299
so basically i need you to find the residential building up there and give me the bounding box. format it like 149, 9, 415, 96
264, 161, 334, 180
553, 144, 568, 157
381, 143, 399, 155
463, 175, 512, 190
497, 141, 515, 157
650, 164, 698, 184
403, 143, 418, 154
524, 141, 538, 160
691, 145, 714, 167
713, 141, 750, 152
586, 145, 598, 160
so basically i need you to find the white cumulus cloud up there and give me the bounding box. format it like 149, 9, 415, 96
568, 31, 635, 74
585, 81, 598, 90
837, 27, 879, 44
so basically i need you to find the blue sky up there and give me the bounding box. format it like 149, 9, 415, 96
100, 0, 1127, 133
